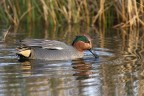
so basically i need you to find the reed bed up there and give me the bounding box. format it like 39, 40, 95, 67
0, 0, 144, 28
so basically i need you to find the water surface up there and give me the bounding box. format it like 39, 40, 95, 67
0, 25, 144, 96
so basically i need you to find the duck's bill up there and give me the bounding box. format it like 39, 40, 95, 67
88, 49, 99, 58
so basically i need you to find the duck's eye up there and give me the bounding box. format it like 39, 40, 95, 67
85, 41, 90, 43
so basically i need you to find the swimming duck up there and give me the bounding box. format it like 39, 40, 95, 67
16, 35, 98, 60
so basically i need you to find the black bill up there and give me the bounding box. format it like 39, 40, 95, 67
88, 49, 99, 58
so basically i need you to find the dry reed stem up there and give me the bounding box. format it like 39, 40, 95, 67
121, 0, 126, 21
133, 0, 139, 26
40, 0, 48, 26
127, 0, 133, 24
75, 1, 82, 23
40, 0, 57, 26
92, 0, 105, 26
138, 18, 144, 26
99, 0, 105, 27
68, 0, 72, 23
19, 5, 35, 21
83, 0, 90, 25
8, 0, 19, 26
3, 25, 11, 41
3, 1, 13, 23
140, 0, 144, 13
27, 0, 32, 22
113, 0, 144, 28
50, 2, 57, 26
1, 0, 144, 28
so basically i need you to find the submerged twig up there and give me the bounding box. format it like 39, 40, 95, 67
3, 25, 11, 41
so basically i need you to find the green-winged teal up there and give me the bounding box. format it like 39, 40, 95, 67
16, 35, 98, 60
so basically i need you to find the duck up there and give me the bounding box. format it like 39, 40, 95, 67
16, 35, 98, 61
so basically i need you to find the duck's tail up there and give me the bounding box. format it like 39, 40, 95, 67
16, 46, 31, 60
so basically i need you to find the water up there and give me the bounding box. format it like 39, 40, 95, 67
0, 25, 144, 96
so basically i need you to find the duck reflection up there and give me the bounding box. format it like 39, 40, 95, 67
19, 60, 42, 76
20, 59, 94, 79
19, 59, 71, 76
20, 60, 32, 76
72, 59, 93, 80
13, 59, 97, 96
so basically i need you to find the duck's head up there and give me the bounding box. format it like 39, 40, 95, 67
72, 35, 98, 58
72, 35, 92, 51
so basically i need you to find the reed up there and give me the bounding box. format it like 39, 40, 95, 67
0, 0, 144, 28
113, 0, 144, 28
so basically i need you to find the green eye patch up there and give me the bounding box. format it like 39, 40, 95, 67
72, 36, 90, 45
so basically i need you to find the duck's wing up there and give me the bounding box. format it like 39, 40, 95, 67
42, 40, 69, 50
18, 39, 44, 47
18, 39, 69, 50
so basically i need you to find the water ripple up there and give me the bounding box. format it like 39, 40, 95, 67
0, 31, 144, 96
